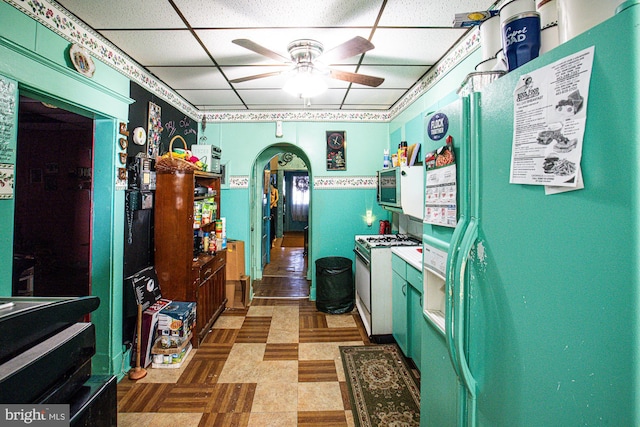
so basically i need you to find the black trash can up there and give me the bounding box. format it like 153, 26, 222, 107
315, 257, 354, 314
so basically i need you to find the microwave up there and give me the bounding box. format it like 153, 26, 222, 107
377, 167, 402, 208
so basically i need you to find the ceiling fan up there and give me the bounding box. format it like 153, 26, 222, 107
230, 36, 385, 92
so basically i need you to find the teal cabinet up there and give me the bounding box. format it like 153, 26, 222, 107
408, 286, 423, 367
407, 265, 423, 368
392, 253, 423, 369
392, 254, 408, 355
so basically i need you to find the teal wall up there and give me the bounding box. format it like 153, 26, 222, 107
212, 120, 393, 297
0, 1, 132, 377
0, 0, 481, 376
0, 75, 17, 294
211, 121, 391, 176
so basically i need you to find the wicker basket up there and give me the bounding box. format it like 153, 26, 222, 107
156, 135, 201, 172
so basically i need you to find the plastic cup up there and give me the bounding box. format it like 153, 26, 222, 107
500, 0, 536, 24
502, 12, 541, 71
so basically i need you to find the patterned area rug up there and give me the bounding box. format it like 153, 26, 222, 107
340, 344, 420, 427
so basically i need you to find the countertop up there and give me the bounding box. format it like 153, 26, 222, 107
391, 246, 422, 271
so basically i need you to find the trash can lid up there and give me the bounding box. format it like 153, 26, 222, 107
315, 256, 352, 270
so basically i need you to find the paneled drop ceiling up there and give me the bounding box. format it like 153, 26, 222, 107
55, 0, 497, 113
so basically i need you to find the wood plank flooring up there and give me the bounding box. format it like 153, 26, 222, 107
253, 238, 309, 298
117, 238, 371, 427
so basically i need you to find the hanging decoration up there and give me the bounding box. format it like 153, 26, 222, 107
295, 176, 309, 192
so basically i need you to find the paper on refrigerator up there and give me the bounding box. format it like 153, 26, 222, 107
509, 46, 594, 188
424, 145, 457, 228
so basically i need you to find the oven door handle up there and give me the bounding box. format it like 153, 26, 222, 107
353, 248, 370, 267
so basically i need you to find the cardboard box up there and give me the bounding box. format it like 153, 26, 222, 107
225, 283, 236, 308
140, 298, 172, 368
226, 240, 245, 280
151, 332, 192, 355
157, 301, 196, 338
151, 343, 193, 369
241, 275, 250, 308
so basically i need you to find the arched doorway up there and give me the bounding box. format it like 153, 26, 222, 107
249, 143, 313, 299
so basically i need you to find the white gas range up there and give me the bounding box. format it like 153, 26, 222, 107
353, 234, 421, 341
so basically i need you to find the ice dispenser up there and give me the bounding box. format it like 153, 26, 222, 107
423, 243, 448, 333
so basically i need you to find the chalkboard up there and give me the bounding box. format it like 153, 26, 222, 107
127, 82, 199, 158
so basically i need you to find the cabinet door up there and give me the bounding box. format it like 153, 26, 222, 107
155, 171, 194, 298
212, 264, 226, 313
196, 274, 212, 342
392, 270, 408, 355
408, 285, 422, 370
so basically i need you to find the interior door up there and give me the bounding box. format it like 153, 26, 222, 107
261, 169, 270, 267
284, 171, 309, 232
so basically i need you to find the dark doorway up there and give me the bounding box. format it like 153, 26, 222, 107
284, 171, 309, 232
12, 96, 93, 297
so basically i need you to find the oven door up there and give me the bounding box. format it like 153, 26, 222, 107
354, 247, 371, 315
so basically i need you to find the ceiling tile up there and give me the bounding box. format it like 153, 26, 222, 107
99, 29, 213, 66
147, 66, 229, 90
378, 0, 498, 27
354, 65, 428, 89
344, 88, 409, 106
212, 87, 358, 110
57, 0, 186, 29
368, 28, 468, 65
177, 89, 244, 107
174, 0, 381, 27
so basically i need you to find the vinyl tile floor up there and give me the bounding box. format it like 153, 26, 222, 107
117, 245, 371, 427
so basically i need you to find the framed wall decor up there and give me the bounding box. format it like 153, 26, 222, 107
220, 162, 229, 189
69, 44, 95, 78
118, 122, 129, 136
147, 102, 162, 158
326, 130, 346, 171
0, 163, 14, 199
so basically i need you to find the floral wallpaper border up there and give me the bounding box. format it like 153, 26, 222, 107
314, 176, 376, 190
228, 175, 377, 190
229, 176, 249, 189
6, 0, 480, 123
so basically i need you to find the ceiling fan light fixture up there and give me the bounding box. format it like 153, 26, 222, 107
283, 68, 327, 99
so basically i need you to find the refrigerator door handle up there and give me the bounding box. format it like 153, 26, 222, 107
445, 213, 468, 379
455, 218, 478, 398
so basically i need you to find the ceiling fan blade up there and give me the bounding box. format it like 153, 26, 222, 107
319, 36, 375, 63
329, 69, 384, 87
232, 39, 289, 63
230, 71, 284, 84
